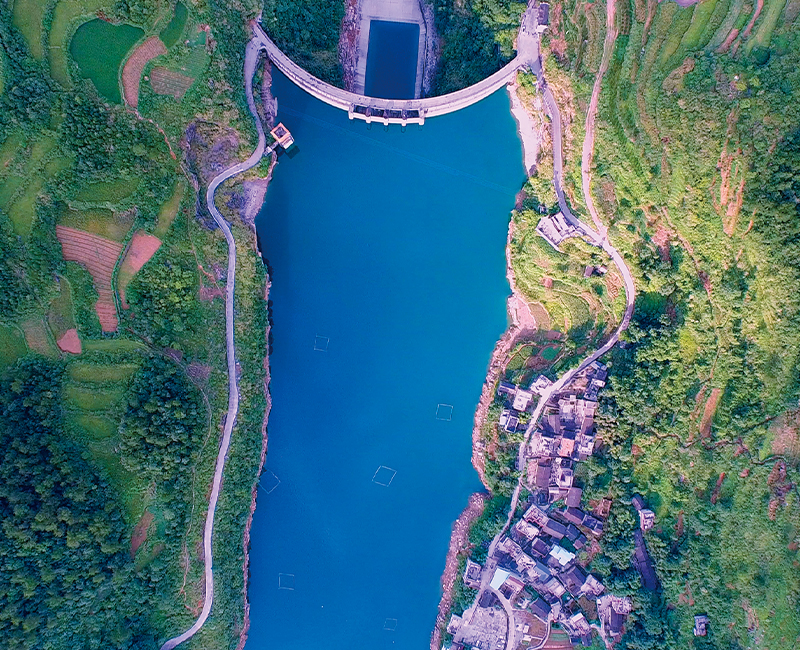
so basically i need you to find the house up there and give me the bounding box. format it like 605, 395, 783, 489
514, 519, 540, 541
575, 429, 596, 460
463, 559, 483, 589
447, 614, 463, 635
548, 544, 575, 568
561, 564, 588, 597
542, 519, 567, 540
582, 574, 605, 597
530, 538, 551, 558
498, 380, 517, 395
539, 575, 566, 598
631, 494, 646, 511
270, 123, 294, 148
524, 504, 550, 527
563, 612, 592, 646
573, 532, 588, 549
583, 265, 594, 278
583, 514, 604, 535
529, 597, 551, 622
536, 211, 577, 250
633, 529, 659, 590
536, 2, 550, 35
499, 408, 519, 433
597, 595, 632, 638
527, 559, 552, 582
562, 507, 586, 526
531, 375, 553, 395
566, 487, 583, 508
530, 429, 558, 458
639, 508, 655, 531
694, 614, 709, 637
513, 387, 534, 411
594, 498, 612, 518
490, 567, 524, 596
558, 429, 577, 458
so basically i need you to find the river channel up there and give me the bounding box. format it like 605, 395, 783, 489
248, 68, 525, 649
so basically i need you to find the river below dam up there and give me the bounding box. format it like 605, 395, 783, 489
248, 69, 525, 649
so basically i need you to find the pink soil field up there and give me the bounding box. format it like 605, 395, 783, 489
118, 230, 162, 308
123, 37, 167, 107
56, 226, 123, 333
56, 328, 82, 354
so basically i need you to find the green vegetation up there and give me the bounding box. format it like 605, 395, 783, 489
0, 0, 269, 647
431, 0, 526, 94
69, 19, 144, 102
261, 0, 344, 83
159, 1, 187, 48
494, 0, 800, 647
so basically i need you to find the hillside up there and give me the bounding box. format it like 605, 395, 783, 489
0, 1, 269, 648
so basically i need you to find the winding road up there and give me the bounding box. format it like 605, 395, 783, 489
478, 28, 637, 646
159, 36, 274, 650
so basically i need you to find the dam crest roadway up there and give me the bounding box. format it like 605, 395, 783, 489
252, 0, 541, 126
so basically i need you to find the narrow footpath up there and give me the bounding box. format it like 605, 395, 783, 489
159, 36, 274, 650
478, 27, 636, 643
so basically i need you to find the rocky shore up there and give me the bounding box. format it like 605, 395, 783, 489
430, 492, 488, 650
339, 0, 362, 91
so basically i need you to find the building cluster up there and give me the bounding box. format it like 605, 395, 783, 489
447, 362, 639, 649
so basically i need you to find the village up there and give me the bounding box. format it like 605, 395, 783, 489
443, 360, 672, 650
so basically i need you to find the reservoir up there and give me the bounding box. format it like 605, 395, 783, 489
248, 70, 525, 649
364, 20, 420, 99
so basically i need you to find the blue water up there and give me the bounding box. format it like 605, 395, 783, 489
248, 70, 524, 650
365, 20, 420, 99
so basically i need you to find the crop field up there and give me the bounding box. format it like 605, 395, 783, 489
67, 362, 138, 383
0, 323, 28, 367
47, 0, 109, 87
74, 177, 140, 203
154, 179, 185, 237
122, 35, 167, 106
47, 279, 78, 340
64, 411, 117, 439
56, 225, 123, 332
64, 384, 126, 410
117, 230, 162, 307
59, 206, 134, 242
149, 66, 195, 98
20, 316, 58, 357
82, 338, 147, 352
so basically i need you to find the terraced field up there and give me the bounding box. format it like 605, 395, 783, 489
56, 225, 123, 332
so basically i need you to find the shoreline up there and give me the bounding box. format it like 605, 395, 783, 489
236, 54, 276, 650
430, 492, 488, 650
431, 77, 541, 650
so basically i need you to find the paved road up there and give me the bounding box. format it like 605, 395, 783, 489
159, 36, 272, 650
478, 32, 637, 647
252, 1, 539, 122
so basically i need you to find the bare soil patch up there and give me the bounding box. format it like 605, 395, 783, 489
130, 510, 154, 558
150, 67, 194, 99
742, 0, 764, 38
118, 230, 162, 308
56, 328, 82, 354
56, 226, 123, 332
699, 387, 722, 438
771, 410, 800, 457
123, 36, 167, 107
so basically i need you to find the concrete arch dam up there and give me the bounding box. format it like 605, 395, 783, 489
252, 9, 538, 126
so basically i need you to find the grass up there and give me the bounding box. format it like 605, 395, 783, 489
7, 175, 45, 238
159, 1, 188, 48
0, 131, 24, 170
747, 0, 788, 51
83, 338, 147, 352
48, 0, 109, 87
59, 207, 134, 242
84, 437, 148, 522
0, 323, 28, 367
69, 19, 144, 103
64, 384, 126, 410
75, 177, 141, 203
20, 317, 58, 357
64, 410, 118, 439
12, 0, 49, 59
67, 362, 138, 382
48, 279, 78, 339
540, 344, 561, 361
153, 179, 185, 237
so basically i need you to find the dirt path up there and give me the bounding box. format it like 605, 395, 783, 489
580, 0, 616, 240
